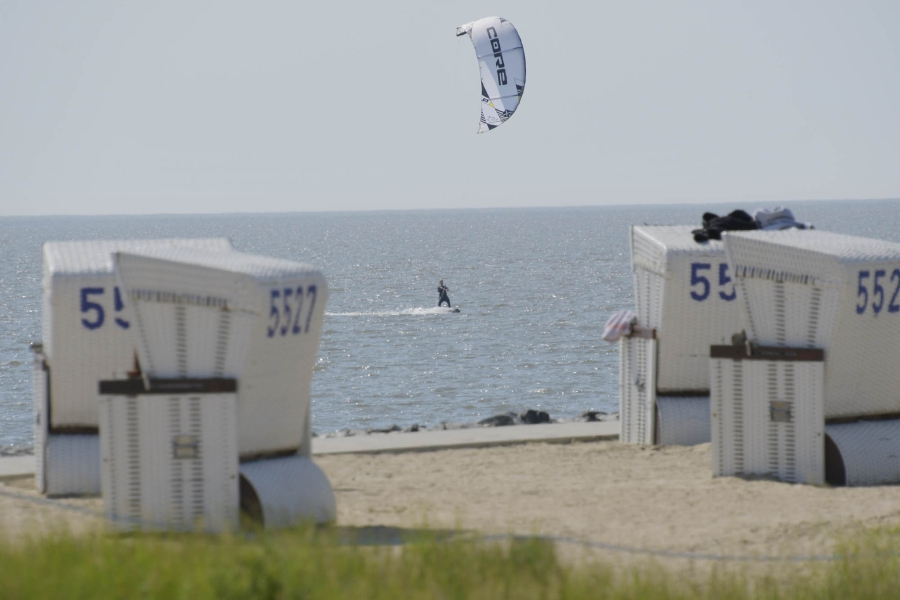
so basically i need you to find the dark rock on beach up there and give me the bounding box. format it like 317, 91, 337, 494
478, 413, 517, 427
477, 409, 550, 426
575, 410, 608, 422
519, 409, 550, 424
369, 425, 401, 434
0, 445, 34, 457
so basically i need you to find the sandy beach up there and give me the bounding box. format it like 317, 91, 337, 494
4, 439, 900, 571
317, 441, 900, 562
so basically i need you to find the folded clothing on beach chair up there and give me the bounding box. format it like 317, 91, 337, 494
692, 210, 758, 242
603, 309, 637, 343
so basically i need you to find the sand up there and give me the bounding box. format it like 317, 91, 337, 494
4, 440, 900, 570
315, 441, 900, 564
0, 475, 105, 541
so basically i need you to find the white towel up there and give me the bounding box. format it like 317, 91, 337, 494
603, 309, 637, 343
754, 207, 812, 231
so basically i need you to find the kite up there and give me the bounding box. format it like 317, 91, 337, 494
456, 17, 526, 133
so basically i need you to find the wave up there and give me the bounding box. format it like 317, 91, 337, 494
326, 307, 458, 317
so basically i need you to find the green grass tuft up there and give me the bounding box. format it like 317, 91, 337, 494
3, 524, 900, 599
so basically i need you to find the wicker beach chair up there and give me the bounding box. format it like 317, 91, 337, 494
714, 230, 900, 485
621, 226, 744, 445
105, 248, 336, 528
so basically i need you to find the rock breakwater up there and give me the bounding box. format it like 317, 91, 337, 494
317, 410, 619, 438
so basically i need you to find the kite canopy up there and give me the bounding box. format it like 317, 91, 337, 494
456, 17, 525, 134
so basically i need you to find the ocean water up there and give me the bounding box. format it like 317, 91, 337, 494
2, 200, 900, 450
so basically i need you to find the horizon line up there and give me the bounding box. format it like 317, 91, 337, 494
2, 197, 899, 219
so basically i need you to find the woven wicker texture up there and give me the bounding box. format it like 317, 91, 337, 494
825, 420, 900, 486
619, 336, 656, 444
631, 226, 743, 392
239, 455, 336, 528
36, 328, 103, 496
113, 251, 262, 378
656, 396, 711, 446
41, 239, 232, 429
710, 356, 825, 485
33, 349, 47, 493
724, 230, 900, 419
114, 249, 328, 457
44, 434, 101, 496
99, 392, 239, 532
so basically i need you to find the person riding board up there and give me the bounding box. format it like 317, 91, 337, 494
437, 280, 451, 308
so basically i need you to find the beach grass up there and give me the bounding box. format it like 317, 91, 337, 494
2, 524, 900, 599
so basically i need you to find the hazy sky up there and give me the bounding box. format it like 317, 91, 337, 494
1, 1, 898, 216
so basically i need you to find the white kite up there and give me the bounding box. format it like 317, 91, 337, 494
456, 16, 526, 134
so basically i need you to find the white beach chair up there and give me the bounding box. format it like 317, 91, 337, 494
714, 230, 900, 485
621, 226, 744, 445
108, 248, 335, 528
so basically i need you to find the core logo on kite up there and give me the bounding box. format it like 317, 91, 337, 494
485, 27, 507, 86
456, 16, 526, 134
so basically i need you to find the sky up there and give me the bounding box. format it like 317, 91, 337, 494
1, 0, 898, 216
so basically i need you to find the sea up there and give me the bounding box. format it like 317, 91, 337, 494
2, 200, 899, 452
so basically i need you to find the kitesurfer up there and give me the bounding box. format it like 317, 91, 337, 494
438, 280, 451, 308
